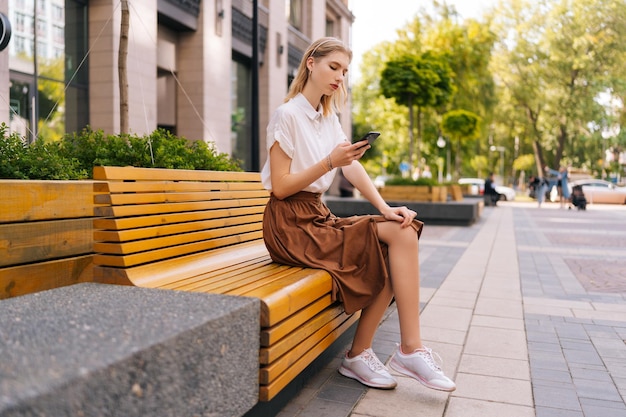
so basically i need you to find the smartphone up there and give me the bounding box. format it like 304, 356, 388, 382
353, 131, 380, 148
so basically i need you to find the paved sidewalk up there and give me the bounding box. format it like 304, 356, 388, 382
276, 202, 626, 417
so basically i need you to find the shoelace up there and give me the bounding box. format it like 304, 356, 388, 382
418, 347, 444, 372
361, 349, 386, 372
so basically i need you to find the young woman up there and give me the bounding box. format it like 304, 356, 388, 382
260, 37, 455, 392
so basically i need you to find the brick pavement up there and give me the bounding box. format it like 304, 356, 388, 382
272, 202, 626, 417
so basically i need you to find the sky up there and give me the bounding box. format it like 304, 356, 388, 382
349, 0, 498, 82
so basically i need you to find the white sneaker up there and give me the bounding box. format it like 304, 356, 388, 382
389, 345, 456, 392
338, 348, 397, 389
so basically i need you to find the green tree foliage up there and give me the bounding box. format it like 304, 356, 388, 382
441, 109, 481, 179
380, 52, 453, 170
489, 0, 626, 176
0, 124, 242, 180
37, 58, 66, 141
352, 1, 496, 179
353, 0, 626, 183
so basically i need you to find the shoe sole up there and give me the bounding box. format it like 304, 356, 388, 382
389, 358, 456, 392
338, 366, 397, 389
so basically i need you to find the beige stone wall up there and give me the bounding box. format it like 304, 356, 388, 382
258, 0, 289, 165
89, 0, 157, 135
177, 0, 232, 151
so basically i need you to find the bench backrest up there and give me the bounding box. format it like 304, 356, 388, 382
93, 166, 269, 269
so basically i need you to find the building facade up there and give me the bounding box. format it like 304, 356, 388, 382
0, 0, 354, 171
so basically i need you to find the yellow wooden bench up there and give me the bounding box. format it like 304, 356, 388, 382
91, 166, 359, 402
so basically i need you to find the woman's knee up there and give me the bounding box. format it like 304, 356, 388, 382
379, 221, 418, 247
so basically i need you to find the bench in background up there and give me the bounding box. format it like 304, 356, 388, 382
92, 166, 360, 402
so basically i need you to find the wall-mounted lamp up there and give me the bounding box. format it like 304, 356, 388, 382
215, 0, 223, 36
277, 45, 284, 55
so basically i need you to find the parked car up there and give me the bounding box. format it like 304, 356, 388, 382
373, 175, 392, 189
568, 179, 626, 204
458, 177, 516, 201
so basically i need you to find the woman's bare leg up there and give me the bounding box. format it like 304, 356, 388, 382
350, 221, 423, 355
349, 273, 393, 356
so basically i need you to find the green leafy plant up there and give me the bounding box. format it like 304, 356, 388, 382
384, 176, 436, 186
1, 124, 242, 180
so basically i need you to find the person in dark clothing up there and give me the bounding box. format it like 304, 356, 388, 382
484, 172, 501, 206
528, 175, 540, 199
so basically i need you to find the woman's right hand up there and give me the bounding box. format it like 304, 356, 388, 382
329, 141, 369, 168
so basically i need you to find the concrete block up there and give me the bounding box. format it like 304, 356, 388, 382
0, 283, 260, 417
323, 196, 482, 226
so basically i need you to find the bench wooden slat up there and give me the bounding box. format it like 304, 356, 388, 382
94, 180, 266, 194
96, 189, 269, 206
94, 230, 263, 267
260, 308, 357, 381
94, 206, 265, 230
259, 313, 360, 402
260, 295, 332, 347
1, 181, 97, 223
260, 304, 345, 364
241, 268, 333, 327
95, 222, 262, 255
94, 214, 263, 242
0, 219, 94, 267
93, 165, 261, 182
93, 241, 270, 285
0, 255, 93, 299
94, 198, 269, 218
170, 263, 294, 294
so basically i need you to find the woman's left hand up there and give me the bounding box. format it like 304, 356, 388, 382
380, 206, 417, 228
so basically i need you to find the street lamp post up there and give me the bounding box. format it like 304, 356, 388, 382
437, 135, 450, 182
490, 145, 505, 182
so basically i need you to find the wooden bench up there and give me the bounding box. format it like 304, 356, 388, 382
91, 166, 360, 402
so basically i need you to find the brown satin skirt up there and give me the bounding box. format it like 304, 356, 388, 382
262, 191, 423, 314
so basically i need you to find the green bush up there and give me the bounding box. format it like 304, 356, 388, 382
0, 124, 242, 179
384, 176, 436, 186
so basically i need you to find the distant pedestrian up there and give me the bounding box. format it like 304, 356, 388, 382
537, 176, 549, 208
547, 166, 571, 209
484, 172, 501, 206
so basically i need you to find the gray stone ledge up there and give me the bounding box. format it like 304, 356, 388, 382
0, 283, 260, 417
324, 195, 483, 226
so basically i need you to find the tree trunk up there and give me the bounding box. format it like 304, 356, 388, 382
118, 0, 129, 134
416, 106, 422, 170
555, 122, 567, 168
408, 95, 414, 172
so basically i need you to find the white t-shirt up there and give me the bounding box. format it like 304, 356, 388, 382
261, 93, 347, 193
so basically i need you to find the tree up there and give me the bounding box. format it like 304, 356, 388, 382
119, 0, 130, 134
490, 0, 626, 175
441, 109, 481, 179
380, 52, 453, 170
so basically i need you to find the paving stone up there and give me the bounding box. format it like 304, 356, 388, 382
535, 407, 583, 417
533, 384, 582, 411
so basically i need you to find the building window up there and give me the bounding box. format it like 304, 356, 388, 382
287, 0, 302, 31
325, 19, 334, 37
231, 53, 253, 171
8, 0, 89, 141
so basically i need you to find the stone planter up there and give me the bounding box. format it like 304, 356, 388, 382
0, 180, 99, 299
379, 185, 448, 202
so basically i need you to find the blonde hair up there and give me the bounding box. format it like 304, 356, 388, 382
285, 37, 352, 116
